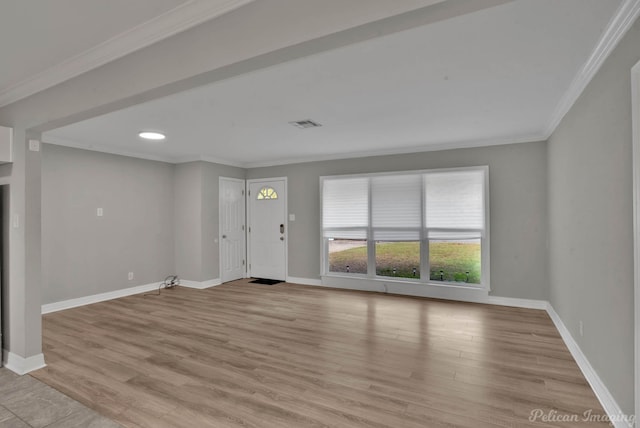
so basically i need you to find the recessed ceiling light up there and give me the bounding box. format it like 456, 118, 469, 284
138, 131, 166, 141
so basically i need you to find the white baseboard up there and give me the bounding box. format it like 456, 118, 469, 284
546, 304, 632, 428
321, 274, 493, 301
484, 295, 549, 310
289, 276, 547, 310
2, 350, 46, 375
286, 276, 322, 286
180, 278, 221, 289
41, 278, 222, 315
289, 276, 546, 310
41, 282, 161, 314
316, 275, 549, 310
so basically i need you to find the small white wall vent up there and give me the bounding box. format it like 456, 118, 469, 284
289, 119, 322, 129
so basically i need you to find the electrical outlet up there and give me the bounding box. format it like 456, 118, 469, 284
128, 272, 134, 281
579, 320, 584, 337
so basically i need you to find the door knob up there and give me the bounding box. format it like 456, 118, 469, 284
222, 235, 227, 238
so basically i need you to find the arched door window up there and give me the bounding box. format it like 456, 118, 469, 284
257, 186, 278, 200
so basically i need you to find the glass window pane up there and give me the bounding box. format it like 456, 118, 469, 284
429, 239, 481, 284
375, 241, 420, 279
328, 239, 367, 274
257, 186, 278, 200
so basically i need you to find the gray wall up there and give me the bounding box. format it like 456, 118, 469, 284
247, 141, 548, 300
547, 19, 640, 415
174, 161, 245, 282
41, 144, 175, 304
42, 150, 245, 299
174, 162, 202, 282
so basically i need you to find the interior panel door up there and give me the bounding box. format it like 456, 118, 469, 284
220, 177, 246, 283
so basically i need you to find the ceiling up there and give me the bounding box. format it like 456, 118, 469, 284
42, 0, 624, 167
0, 0, 254, 107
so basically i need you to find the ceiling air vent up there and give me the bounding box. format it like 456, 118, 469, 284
289, 119, 322, 129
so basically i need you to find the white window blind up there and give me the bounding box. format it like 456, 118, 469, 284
322, 177, 368, 238
372, 174, 421, 240
425, 170, 485, 235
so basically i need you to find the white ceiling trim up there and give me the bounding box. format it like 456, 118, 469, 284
174, 154, 246, 168
242, 133, 548, 169
0, 0, 254, 108
44, 131, 547, 169
42, 135, 180, 164
544, 0, 640, 138
43, 134, 246, 167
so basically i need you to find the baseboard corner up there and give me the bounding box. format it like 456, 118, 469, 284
180, 278, 221, 289
2, 350, 46, 375
483, 295, 549, 310
286, 276, 323, 286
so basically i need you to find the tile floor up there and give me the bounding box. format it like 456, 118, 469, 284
0, 368, 120, 428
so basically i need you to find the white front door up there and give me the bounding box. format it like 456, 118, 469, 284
248, 179, 286, 280
220, 177, 246, 283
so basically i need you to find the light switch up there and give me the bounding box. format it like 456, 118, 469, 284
97, 208, 103, 217
289, 214, 295, 221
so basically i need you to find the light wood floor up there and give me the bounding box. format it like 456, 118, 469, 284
32, 280, 607, 427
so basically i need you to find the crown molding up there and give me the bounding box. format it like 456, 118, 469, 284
42, 134, 248, 167
242, 132, 546, 168
44, 131, 545, 170
544, 0, 640, 138
0, 0, 254, 108
42, 135, 179, 164
173, 154, 246, 168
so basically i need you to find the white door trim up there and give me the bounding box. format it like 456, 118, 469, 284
246, 177, 288, 280
219, 177, 247, 283
631, 58, 640, 425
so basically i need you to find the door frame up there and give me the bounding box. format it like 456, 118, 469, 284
246, 177, 288, 280
219, 177, 247, 283
631, 58, 640, 423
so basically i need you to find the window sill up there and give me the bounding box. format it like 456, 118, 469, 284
321, 274, 489, 302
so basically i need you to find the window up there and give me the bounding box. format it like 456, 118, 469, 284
321, 167, 488, 288
322, 178, 368, 275
257, 186, 278, 200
